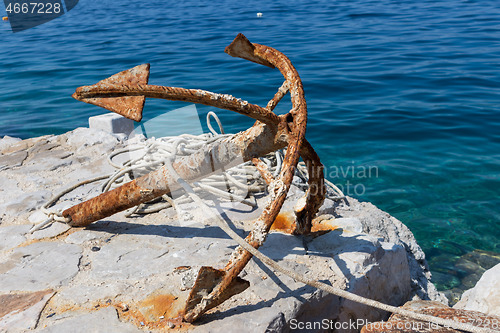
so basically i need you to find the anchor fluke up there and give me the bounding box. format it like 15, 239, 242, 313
183, 266, 250, 322
72, 63, 150, 122
224, 33, 275, 69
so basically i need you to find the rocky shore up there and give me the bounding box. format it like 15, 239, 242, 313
0, 123, 498, 332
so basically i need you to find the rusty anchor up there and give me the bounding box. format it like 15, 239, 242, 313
62, 33, 326, 322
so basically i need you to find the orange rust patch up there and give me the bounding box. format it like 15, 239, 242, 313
174, 266, 191, 273
270, 212, 296, 234
270, 213, 338, 234
43, 292, 191, 330
140, 294, 179, 321
311, 221, 338, 233
118, 293, 189, 330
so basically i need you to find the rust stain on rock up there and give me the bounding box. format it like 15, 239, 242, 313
139, 294, 180, 321
174, 266, 191, 273
270, 212, 296, 234
310, 220, 338, 233
270, 212, 338, 234
118, 293, 188, 330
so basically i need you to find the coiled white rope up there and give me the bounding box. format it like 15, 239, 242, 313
30, 112, 322, 232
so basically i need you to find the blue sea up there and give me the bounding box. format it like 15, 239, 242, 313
1, 0, 499, 293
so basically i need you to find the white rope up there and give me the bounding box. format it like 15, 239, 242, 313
30, 112, 272, 232
207, 111, 225, 135
29, 217, 54, 233
29, 174, 111, 233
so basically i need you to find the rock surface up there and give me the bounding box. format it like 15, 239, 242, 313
454, 263, 500, 317
319, 199, 448, 305
0, 128, 446, 332
39, 307, 141, 333
0, 290, 55, 331
0, 136, 22, 156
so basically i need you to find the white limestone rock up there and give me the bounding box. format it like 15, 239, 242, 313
308, 230, 411, 330
28, 222, 71, 240
0, 150, 28, 170
0, 225, 30, 252
3, 190, 51, 216
65, 127, 119, 152
454, 263, 500, 316
64, 229, 105, 245
258, 232, 305, 261
40, 307, 141, 333
0, 242, 82, 292
29, 210, 49, 224
0, 135, 22, 154
326, 198, 448, 304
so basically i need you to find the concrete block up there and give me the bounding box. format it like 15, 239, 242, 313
89, 113, 134, 136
